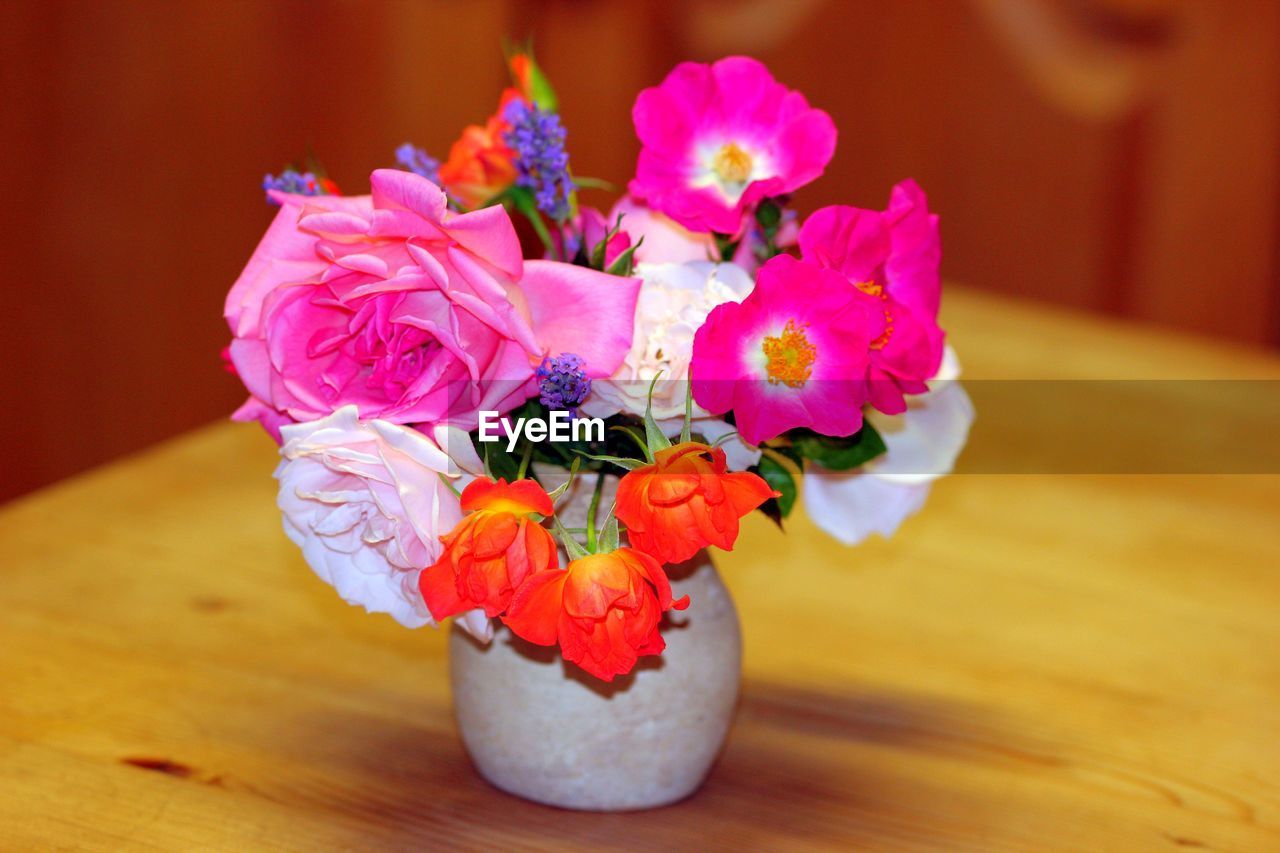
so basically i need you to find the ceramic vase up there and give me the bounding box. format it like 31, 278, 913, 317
448, 467, 742, 810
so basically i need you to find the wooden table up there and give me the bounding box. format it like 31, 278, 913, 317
3, 288, 1279, 850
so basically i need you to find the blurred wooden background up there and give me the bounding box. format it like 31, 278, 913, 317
2, 0, 1278, 503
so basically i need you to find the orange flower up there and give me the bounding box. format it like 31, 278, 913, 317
615, 441, 777, 564
419, 477, 557, 620
509, 53, 534, 98
503, 547, 688, 681
437, 89, 523, 209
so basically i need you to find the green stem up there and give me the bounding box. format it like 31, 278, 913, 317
507, 188, 558, 258
527, 210, 557, 259
516, 440, 533, 480
436, 472, 462, 499
585, 471, 606, 552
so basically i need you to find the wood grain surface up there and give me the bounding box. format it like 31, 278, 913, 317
2, 288, 1278, 850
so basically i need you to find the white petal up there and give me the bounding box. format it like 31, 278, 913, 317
274, 411, 455, 629
456, 609, 494, 644
432, 423, 485, 481
930, 344, 962, 385
311, 501, 365, 536
804, 469, 932, 546
590, 260, 753, 420
866, 380, 974, 484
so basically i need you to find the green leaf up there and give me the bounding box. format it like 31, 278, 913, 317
572, 175, 616, 192
590, 227, 609, 270
502, 40, 558, 111
524, 60, 559, 112
604, 237, 643, 277
755, 199, 782, 233
710, 430, 741, 448
546, 457, 581, 501
552, 516, 589, 560
643, 373, 672, 457
592, 215, 630, 272
757, 496, 784, 529
713, 232, 738, 262
609, 425, 649, 457
755, 453, 798, 519
767, 443, 804, 468
599, 505, 620, 552
570, 450, 645, 470
679, 382, 693, 444
791, 423, 886, 471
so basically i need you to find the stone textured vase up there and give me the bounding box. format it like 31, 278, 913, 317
448, 467, 742, 811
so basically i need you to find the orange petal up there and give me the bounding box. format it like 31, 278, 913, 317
722, 470, 779, 516
468, 513, 520, 559
461, 477, 553, 516
623, 548, 681, 611
644, 471, 702, 506
563, 553, 631, 619
653, 441, 714, 469
502, 570, 568, 646
419, 559, 466, 621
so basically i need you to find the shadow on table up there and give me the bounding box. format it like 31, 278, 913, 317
267, 679, 1054, 847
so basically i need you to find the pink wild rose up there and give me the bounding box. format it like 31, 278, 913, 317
797, 180, 945, 415
690, 254, 882, 446
628, 56, 836, 237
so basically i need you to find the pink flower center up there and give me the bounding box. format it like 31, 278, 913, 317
762, 320, 816, 388
855, 280, 895, 350
712, 142, 754, 185
350, 322, 440, 398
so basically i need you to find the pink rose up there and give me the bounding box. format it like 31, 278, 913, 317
226, 169, 639, 440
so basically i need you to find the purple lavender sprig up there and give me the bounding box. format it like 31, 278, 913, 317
262, 169, 328, 205
537, 353, 591, 416
395, 143, 440, 185
503, 101, 574, 220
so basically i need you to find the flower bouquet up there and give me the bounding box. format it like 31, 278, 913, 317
224, 50, 972, 809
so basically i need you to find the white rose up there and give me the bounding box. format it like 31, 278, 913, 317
804, 347, 974, 545
583, 260, 762, 469
275, 405, 484, 628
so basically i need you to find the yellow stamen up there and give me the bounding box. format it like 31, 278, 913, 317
855, 280, 894, 350
712, 142, 753, 184
762, 320, 816, 388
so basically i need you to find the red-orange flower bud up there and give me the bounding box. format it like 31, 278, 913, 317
615, 441, 778, 564
502, 547, 689, 682
437, 90, 523, 209
419, 477, 557, 620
